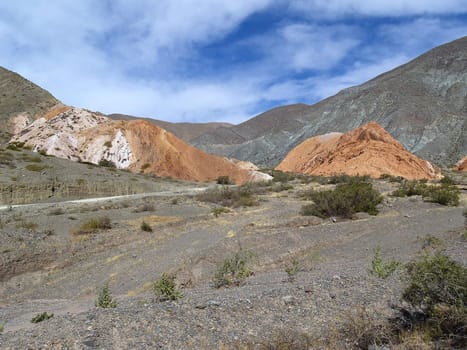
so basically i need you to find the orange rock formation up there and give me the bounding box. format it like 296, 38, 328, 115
276, 122, 441, 180
456, 156, 467, 171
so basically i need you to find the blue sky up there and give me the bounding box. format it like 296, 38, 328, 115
1, 1, 466, 124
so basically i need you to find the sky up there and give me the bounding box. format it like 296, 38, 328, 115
1, 1, 466, 124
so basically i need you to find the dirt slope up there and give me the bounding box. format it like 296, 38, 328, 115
10, 108, 268, 184
276, 122, 441, 180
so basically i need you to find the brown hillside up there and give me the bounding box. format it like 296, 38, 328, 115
276, 122, 441, 180
122, 120, 261, 184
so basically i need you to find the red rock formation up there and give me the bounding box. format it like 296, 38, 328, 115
276, 122, 441, 180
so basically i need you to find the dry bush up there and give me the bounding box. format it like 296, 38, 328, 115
74, 216, 111, 235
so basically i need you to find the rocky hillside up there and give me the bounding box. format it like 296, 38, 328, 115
192, 36, 467, 167
0, 67, 67, 143
109, 113, 232, 142
10, 108, 269, 184
276, 122, 441, 180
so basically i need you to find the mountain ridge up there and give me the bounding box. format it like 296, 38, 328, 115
192, 36, 467, 167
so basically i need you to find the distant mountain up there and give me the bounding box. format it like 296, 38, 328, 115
277, 122, 441, 180
192, 36, 467, 167
11, 108, 269, 184
108, 114, 232, 142
0, 67, 66, 143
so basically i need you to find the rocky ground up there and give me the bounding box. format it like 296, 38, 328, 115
0, 176, 465, 349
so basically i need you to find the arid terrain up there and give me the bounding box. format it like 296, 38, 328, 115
0, 172, 465, 349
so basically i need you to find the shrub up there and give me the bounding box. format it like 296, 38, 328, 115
301, 182, 382, 218
154, 273, 183, 301
15, 220, 38, 231
196, 186, 258, 208
133, 203, 155, 212
25, 164, 48, 172
285, 259, 300, 282
439, 175, 455, 185
95, 283, 117, 308
213, 250, 254, 288
368, 246, 401, 279
98, 158, 116, 168
0, 322, 4, 333
401, 254, 466, 343
423, 184, 459, 206
76, 216, 111, 234
48, 208, 65, 216
216, 176, 232, 185
270, 170, 297, 183
31, 312, 54, 323
140, 163, 151, 171
211, 207, 230, 217
140, 221, 152, 232
103, 141, 112, 148
327, 174, 371, 184
391, 180, 428, 197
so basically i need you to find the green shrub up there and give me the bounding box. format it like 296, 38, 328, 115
368, 246, 401, 279
216, 176, 232, 185
401, 254, 466, 343
154, 273, 183, 301
211, 207, 230, 217
301, 182, 382, 218
423, 184, 459, 206
213, 250, 254, 288
95, 283, 117, 308
140, 163, 151, 171
140, 221, 152, 232
270, 170, 296, 183
327, 174, 371, 184
31, 312, 54, 323
196, 186, 258, 208
439, 175, 455, 185
391, 180, 428, 197
285, 259, 300, 282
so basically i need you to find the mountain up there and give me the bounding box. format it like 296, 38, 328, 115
0, 67, 67, 143
10, 108, 269, 184
108, 114, 232, 142
276, 122, 441, 180
192, 36, 467, 167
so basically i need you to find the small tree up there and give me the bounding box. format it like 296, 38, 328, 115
95, 283, 117, 308
154, 273, 183, 301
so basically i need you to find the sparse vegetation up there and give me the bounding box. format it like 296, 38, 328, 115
25, 164, 48, 172
368, 246, 401, 279
15, 220, 38, 231
216, 175, 232, 185
392, 180, 459, 206
399, 253, 466, 345
98, 158, 116, 168
48, 208, 65, 216
285, 259, 300, 282
140, 221, 152, 232
153, 273, 183, 301
0, 322, 4, 333
213, 250, 254, 288
327, 174, 371, 184
75, 216, 111, 234
133, 203, 155, 212
31, 312, 54, 323
211, 206, 230, 217
196, 186, 258, 208
301, 181, 382, 218
103, 141, 112, 148
95, 283, 117, 308
140, 163, 151, 171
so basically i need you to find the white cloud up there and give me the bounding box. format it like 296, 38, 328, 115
0, 1, 466, 125
289, 0, 467, 17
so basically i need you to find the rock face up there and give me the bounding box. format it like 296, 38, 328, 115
276, 122, 441, 180
10, 108, 267, 184
192, 36, 467, 167
0, 66, 67, 142
456, 156, 467, 171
